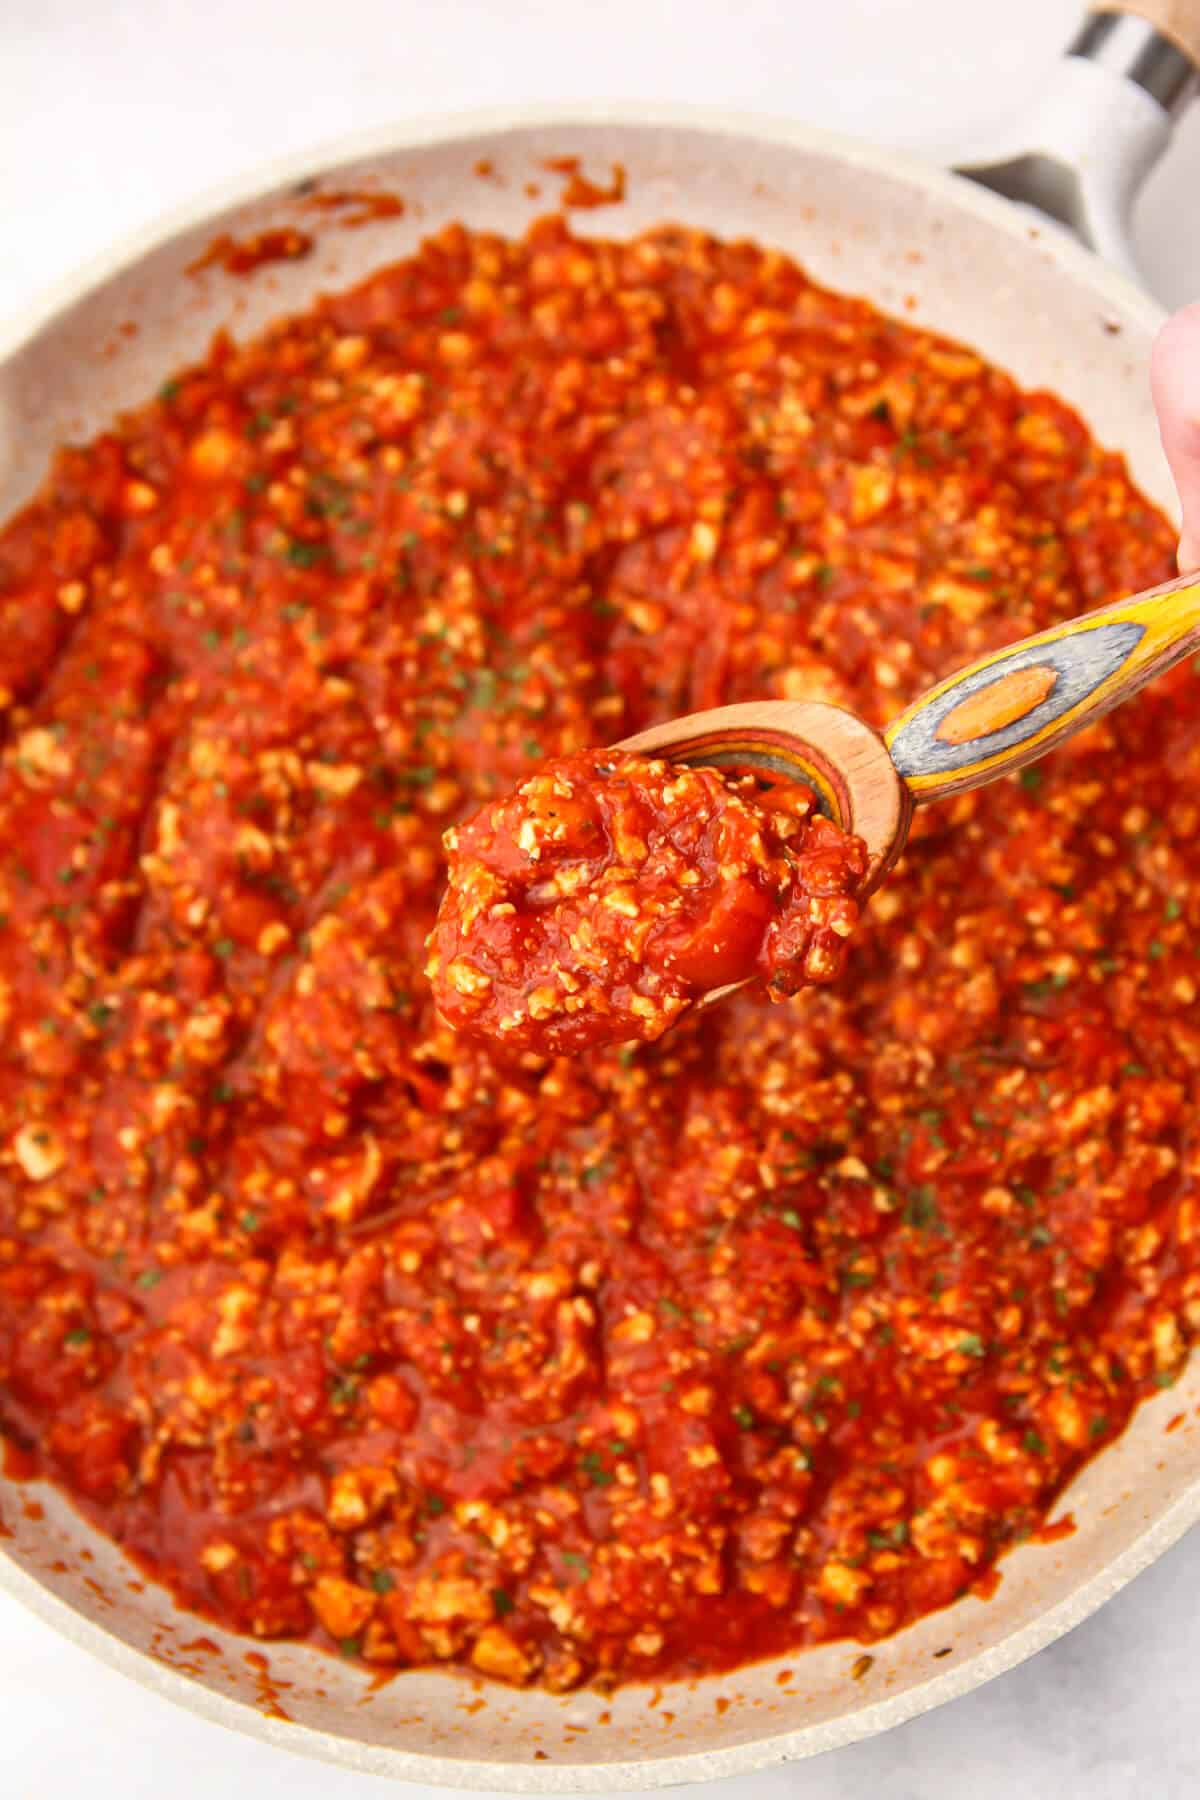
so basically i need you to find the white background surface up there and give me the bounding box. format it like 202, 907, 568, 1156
4, 2, 1200, 1796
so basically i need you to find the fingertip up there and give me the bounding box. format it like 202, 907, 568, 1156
1151, 303, 1200, 418
1152, 306, 1200, 560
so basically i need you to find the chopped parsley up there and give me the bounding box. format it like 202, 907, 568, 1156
284, 539, 328, 569
579, 1450, 615, 1487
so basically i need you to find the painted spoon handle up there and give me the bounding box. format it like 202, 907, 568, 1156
884, 569, 1200, 803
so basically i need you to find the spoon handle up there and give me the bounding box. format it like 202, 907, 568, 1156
884, 569, 1200, 803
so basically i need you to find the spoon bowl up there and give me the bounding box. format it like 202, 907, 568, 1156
617, 700, 913, 893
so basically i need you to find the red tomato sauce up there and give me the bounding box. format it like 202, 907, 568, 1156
187, 227, 316, 277
300, 188, 407, 227
542, 157, 628, 210
427, 750, 866, 1053
0, 215, 1190, 1692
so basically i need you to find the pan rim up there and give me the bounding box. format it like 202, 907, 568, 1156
0, 100, 1169, 368
5, 1472, 1200, 1790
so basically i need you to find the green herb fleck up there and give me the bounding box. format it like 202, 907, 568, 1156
904, 1186, 940, 1231
579, 1449, 615, 1488
867, 1521, 909, 1550
285, 539, 328, 569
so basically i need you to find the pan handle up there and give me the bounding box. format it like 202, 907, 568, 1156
955, 6, 1199, 280
1083, 6, 1200, 113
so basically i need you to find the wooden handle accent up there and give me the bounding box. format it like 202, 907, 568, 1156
884, 569, 1200, 802
1096, 2, 1200, 67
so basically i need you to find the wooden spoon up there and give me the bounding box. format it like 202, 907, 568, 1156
618, 566, 1200, 897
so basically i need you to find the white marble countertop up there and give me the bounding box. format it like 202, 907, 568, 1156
4, 1, 1200, 1794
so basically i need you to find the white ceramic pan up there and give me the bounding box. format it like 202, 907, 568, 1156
3, 5, 1200, 1788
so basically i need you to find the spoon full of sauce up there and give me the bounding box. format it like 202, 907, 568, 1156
429, 566, 1200, 1051
619, 565, 1200, 899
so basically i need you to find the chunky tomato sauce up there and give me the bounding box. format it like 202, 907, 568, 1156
0, 215, 1191, 1692
428, 750, 866, 1053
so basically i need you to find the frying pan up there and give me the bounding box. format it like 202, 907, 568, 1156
2, 4, 1200, 1787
